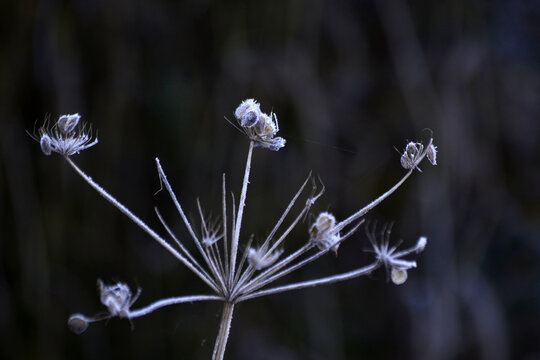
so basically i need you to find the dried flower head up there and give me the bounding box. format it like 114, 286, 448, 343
31, 114, 98, 156
98, 279, 140, 318
400, 142, 424, 171
234, 99, 286, 151
36, 99, 438, 359
365, 223, 427, 285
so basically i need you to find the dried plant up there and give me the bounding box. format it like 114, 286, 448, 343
31, 99, 437, 359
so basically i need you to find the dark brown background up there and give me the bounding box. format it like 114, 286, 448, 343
1, 0, 540, 359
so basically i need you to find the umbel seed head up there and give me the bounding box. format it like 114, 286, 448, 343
234, 98, 286, 151
98, 279, 134, 317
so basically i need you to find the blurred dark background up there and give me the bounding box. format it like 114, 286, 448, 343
1, 0, 540, 359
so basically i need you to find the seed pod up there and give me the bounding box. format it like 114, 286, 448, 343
40, 134, 52, 155
400, 142, 423, 170
241, 110, 259, 128
235, 99, 261, 128
391, 268, 408, 285
68, 314, 89, 334
426, 144, 437, 165
58, 113, 81, 134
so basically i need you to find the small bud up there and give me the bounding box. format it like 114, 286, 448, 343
415, 236, 427, 253
40, 134, 52, 155
426, 144, 437, 165
57, 113, 81, 134
68, 313, 89, 334
391, 268, 408, 285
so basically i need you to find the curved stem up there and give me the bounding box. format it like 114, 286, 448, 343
335, 138, 433, 233
128, 295, 223, 318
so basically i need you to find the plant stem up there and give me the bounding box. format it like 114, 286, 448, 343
128, 295, 222, 319
64, 156, 219, 292
229, 141, 254, 287
212, 302, 235, 360
238, 262, 380, 302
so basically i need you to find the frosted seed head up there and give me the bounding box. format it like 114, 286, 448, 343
391, 268, 408, 285
400, 142, 423, 170
233, 99, 286, 151
57, 113, 81, 134
68, 313, 89, 334
40, 134, 52, 155
426, 144, 437, 165
98, 279, 133, 317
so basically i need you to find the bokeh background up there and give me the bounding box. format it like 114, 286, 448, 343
2, 0, 540, 359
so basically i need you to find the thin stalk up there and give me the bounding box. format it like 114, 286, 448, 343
335, 138, 432, 233
128, 295, 222, 318
238, 262, 381, 302
64, 157, 219, 293
239, 220, 363, 296
212, 302, 235, 360
155, 207, 216, 288
221, 174, 229, 281
229, 141, 254, 285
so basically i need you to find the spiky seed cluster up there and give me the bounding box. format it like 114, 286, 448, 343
365, 223, 427, 285
309, 212, 341, 254
234, 99, 286, 151
32, 113, 98, 156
